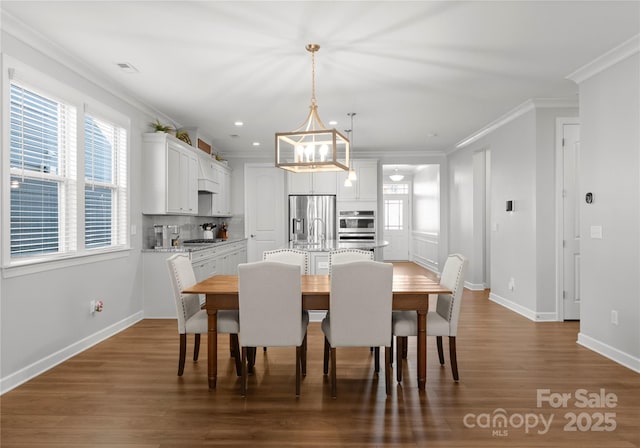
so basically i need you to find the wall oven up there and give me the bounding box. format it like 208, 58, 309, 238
338, 210, 376, 241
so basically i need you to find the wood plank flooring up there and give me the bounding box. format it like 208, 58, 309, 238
2, 262, 638, 447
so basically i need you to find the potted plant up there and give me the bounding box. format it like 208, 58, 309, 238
150, 119, 174, 134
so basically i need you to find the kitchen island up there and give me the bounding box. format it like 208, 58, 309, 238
286, 239, 389, 275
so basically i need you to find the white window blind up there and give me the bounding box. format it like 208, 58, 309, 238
9, 82, 77, 257
84, 114, 127, 249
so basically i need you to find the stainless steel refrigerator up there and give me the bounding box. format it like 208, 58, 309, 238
289, 195, 336, 243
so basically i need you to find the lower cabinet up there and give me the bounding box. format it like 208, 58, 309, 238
310, 252, 330, 275
142, 240, 247, 318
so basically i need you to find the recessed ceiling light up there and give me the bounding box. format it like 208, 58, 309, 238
116, 62, 139, 74
426, 133, 438, 138
252, 142, 260, 147
234, 121, 244, 127
329, 120, 338, 126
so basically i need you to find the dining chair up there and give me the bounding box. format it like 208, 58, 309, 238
327, 249, 381, 368
166, 254, 241, 377
259, 249, 310, 361
322, 260, 393, 398
328, 248, 374, 274
392, 253, 467, 382
238, 261, 309, 397
263, 248, 309, 274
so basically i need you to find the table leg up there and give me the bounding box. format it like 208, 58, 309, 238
417, 309, 427, 390
208, 310, 218, 389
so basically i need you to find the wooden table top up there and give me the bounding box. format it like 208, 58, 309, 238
184, 273, 449, 296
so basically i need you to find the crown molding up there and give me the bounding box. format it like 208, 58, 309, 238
452, 97, 579, 151
1, 11, 176, 126
567, 34, 640, 84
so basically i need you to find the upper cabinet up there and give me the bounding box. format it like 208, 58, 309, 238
142, 133, 198, 215
287, 171, 337, 195
199, 164, 232, 217
337, 159, 378, 201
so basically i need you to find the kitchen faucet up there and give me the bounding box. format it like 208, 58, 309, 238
311, 218, 326, 243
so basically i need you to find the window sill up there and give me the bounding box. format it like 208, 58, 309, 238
2, 247, 132, 278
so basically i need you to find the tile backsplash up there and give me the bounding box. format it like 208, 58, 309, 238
142, 215, 242, 248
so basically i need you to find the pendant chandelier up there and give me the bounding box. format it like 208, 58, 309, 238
275, 44, 350, 173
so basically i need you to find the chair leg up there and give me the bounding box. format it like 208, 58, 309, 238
385, 347, 392, 395
330, 347, 337, 399
231, 334, 242, 376
178, 334, 187, 376
323, 337, 330, 375
449, 336, 459, 381
436, 336, 445, 365
193, 334, 200, 361
248, 347, 256, 374
301, 333, 308, 377
401, 336, 408, 359
396, 337, 403, 382
296, 346, 302, 396
390, 335, 394, 365
374, 347, 380, 374
241, 347, 248, 396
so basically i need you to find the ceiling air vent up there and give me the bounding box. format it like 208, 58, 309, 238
116, 62, 139, 74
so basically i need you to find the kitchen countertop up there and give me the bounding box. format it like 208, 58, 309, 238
142, 237, 247, 253
287, 239, 389, 252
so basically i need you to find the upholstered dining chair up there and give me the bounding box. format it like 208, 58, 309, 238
263, 248, 309, 274
166, 254, 241, 377
322, 260, 393, 398
238, 261, 309, 397
328, 248, 374, 274
327, 248, 381, 368
392, 253, 467, 382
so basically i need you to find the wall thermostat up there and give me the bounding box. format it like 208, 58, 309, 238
585, 192, 593, 204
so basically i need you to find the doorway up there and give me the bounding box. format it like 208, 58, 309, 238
557, 119, 581, 320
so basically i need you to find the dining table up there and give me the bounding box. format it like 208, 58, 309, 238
182, 273, 451, 390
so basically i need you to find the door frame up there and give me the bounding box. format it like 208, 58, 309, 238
555, 117, 580, 321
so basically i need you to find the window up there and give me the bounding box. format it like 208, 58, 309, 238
384, 199, 404, 230
9, 82, 77, 257
383, 183, 409, 195
84, 115, 127, 249
6, 74, 128, 267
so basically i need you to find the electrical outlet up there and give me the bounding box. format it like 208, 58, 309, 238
611, 310, 618, 325
90, 300, 96, 314
508, 277, 515, 291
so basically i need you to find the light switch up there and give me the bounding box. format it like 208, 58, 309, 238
492, 223, 499, 232
590, 225, 603, 239
131, 224, 137, 235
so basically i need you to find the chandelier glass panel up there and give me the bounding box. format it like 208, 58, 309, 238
276, 44, 350, 173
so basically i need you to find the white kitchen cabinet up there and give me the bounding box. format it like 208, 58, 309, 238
288, 171, 337, 195
142, 133, 198, 215
337, 159, 378, 201
198, 163, 232, 217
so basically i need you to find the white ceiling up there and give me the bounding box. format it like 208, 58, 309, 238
2, 1, 639, 158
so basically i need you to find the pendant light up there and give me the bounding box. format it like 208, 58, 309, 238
275, 44, 350, 173
344, 112, 358, 187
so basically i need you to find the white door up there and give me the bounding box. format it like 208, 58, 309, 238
245, 164, 285, 262
383, 185, 410, 260
563, 124, 581, 320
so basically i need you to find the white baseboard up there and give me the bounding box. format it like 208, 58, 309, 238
464, 281, 487, 291
309, 311, 327, 323
577, 332, 640, 373
0, 311, 144, 395
489, 292, 545, 321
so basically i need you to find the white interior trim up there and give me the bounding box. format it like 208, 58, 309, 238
567, 34, 640, 84
577, 332, 640, 374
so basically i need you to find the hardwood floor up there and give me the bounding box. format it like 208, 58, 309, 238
2, 262, 638, 447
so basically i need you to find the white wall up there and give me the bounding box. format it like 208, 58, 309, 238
412, 165, 440, 271
449, 103, 578, 318
576, 52, 640, 368
0, 30, 152, 392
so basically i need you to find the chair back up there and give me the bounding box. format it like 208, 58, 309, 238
238, 261, 303, 347
263, 248, 309, 274
435, 254, 468, 336
328, 249, 373, 274
166, 254, 202, 334
329, 260, 393, 347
